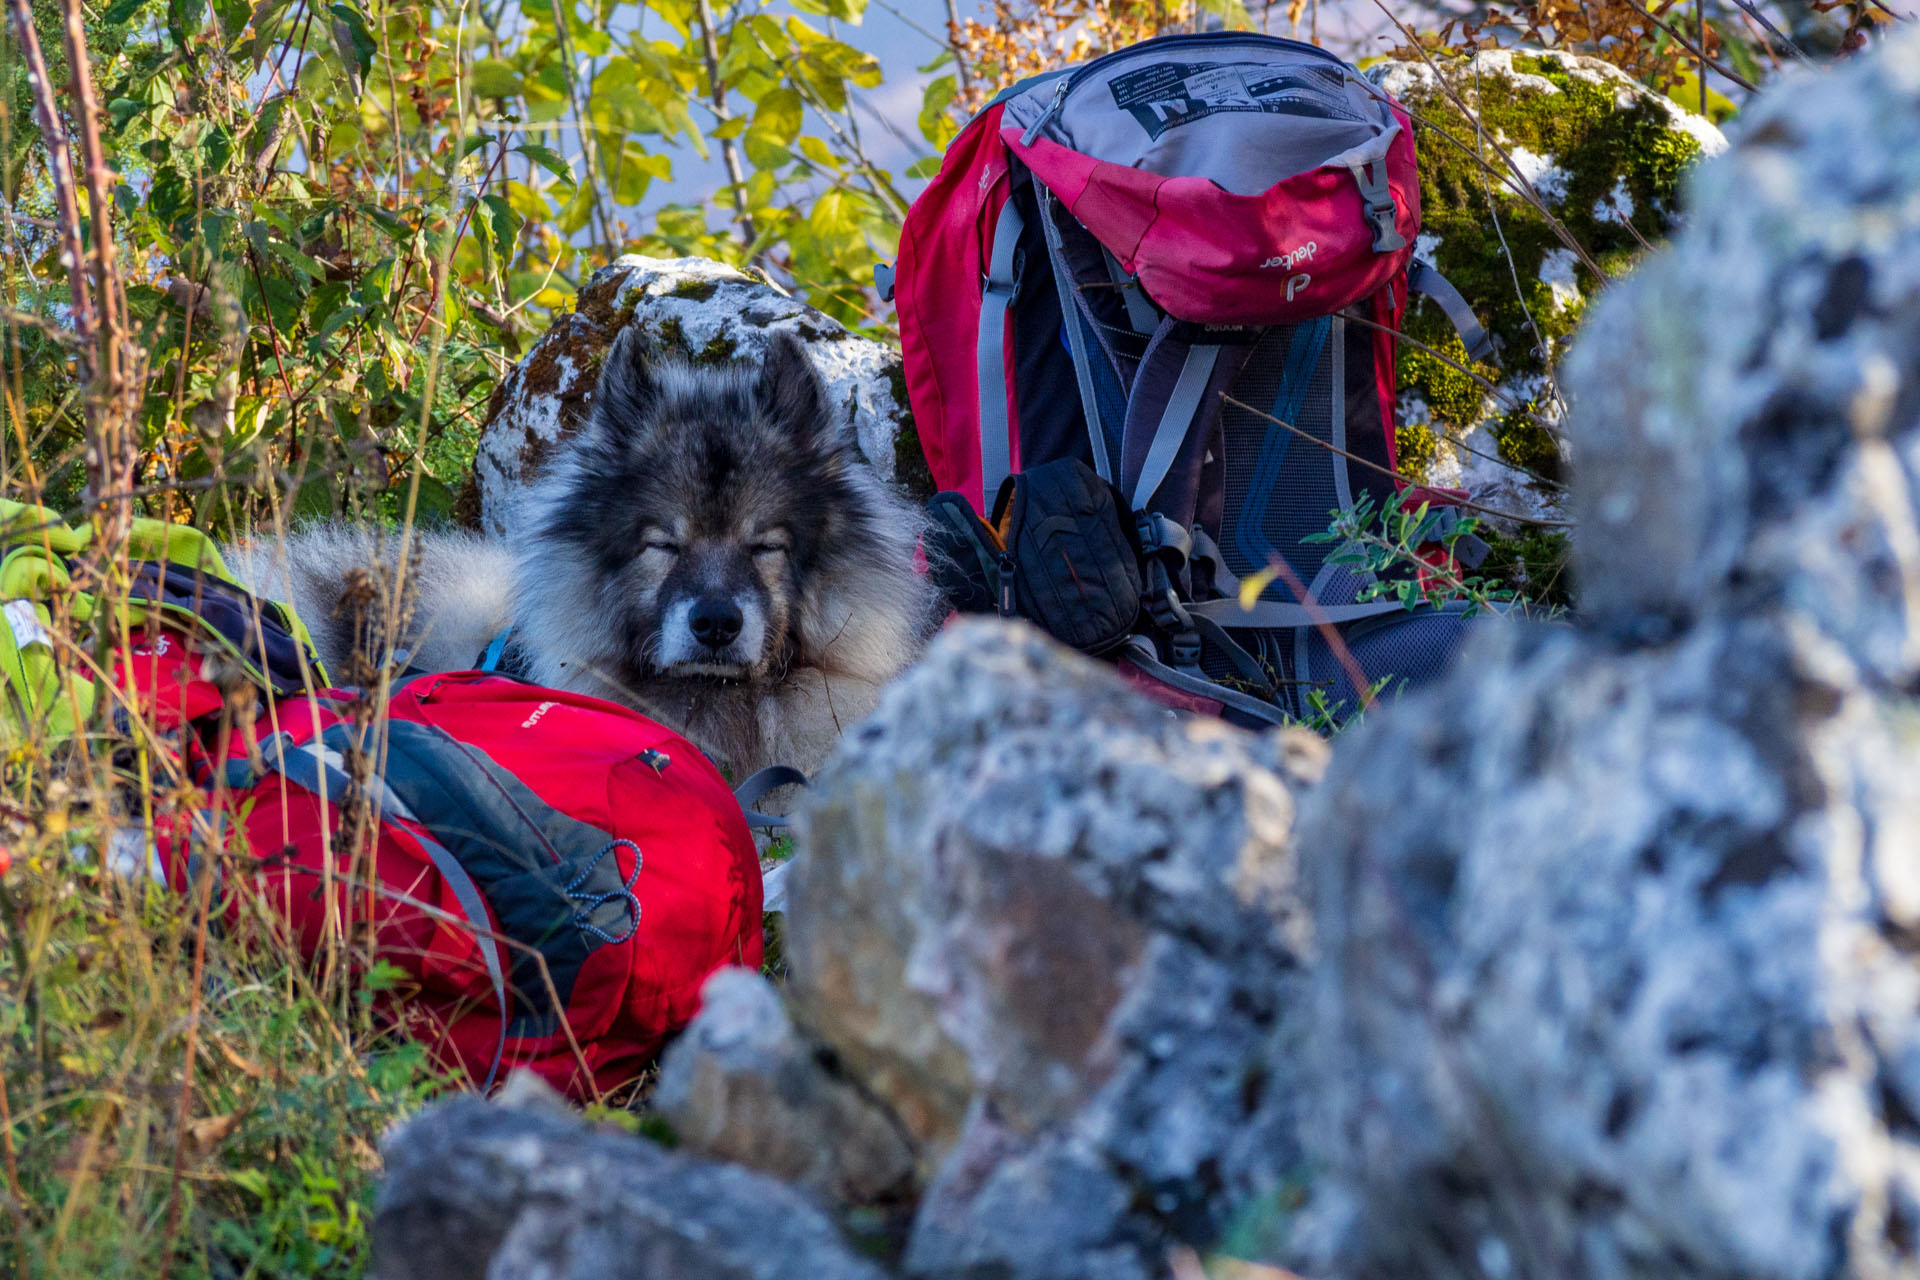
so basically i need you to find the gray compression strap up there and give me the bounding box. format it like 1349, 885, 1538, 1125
1133, 341, 1222, 510
1190, 596, 1410, 628
1408, 259, 1496, 364
733, 765, 809, 831
1104, 246, 1159, 335
1352, 156, 1406, 253
1121, 639, 1290, 727
1037, 185, 1113, 481
978, 199, 1026, 503
258, 733, 511, 1092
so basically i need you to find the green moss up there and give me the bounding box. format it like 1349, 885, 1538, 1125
694, 333, 738, 364
1479, 524, 1574, 608
668, 278, 720, 302
1400, 321, 1490, 426
1395, 52, 1706, 445
1395, 419, 1440, 484
1490, 406, 1564, 480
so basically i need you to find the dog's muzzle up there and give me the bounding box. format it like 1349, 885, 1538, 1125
657, 594, 767, 676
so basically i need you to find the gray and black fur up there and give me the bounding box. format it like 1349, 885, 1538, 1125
228, 330, 938, 778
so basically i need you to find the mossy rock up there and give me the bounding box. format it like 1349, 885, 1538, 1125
469, 255, 929, 534
1369, 49, 1726, 522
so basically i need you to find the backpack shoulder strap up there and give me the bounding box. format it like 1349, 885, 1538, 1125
977, 195, 1026, 505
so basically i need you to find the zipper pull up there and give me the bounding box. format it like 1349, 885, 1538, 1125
997, 552, 1017, 617
1021, 78, 1070, 147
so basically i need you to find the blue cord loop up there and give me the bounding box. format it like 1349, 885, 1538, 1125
564, 838, 643, 944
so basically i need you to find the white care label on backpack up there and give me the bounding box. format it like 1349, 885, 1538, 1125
4, 599, 51, 650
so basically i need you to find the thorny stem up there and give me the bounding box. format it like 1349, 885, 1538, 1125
694, 0, 760, 247
942, 0, 975, 92
4, 0, 96, 363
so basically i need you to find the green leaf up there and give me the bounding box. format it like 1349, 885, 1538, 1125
796, 135, 842, 169
916, 49, 954, 74
919, 73, 958, 148
104, 0, 150, 22
481, 193, 522, 263
264, 236, 328, 281
328, 3, 377, 92
790, 0, 867, 21
108, 98, 147, 131
743, 87, 802, 170
1193, 0, 1256, 29
470, 57, 523, 98
904, 154, 941, 179
610, 142, 669, 204
515, 142, 577, 191
708, 116, 747, 140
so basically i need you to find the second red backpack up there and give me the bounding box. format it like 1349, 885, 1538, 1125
164, 672, 764, 1099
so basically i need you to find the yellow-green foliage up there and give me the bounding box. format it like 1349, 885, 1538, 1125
1394, 52, 1706, 478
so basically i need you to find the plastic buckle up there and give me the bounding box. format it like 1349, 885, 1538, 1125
1169, 630, 1203, 674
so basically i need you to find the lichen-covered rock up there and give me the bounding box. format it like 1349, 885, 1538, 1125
1368, 49, 1725, 527
467, 255, 925, 534
653, 968, 917, 1208
371, 1093, 891, 1280
1301, 31, 1920, 1280
787, 620, 1328, 1276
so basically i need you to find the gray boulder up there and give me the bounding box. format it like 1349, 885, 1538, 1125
787, 620, 1328, 1276
468, 255, 924, 534
653, 967, 917, 1208
1300, 28, 1920, 1280
371, 1092, 891, 1280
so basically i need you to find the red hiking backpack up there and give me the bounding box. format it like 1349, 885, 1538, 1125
161, 672, 764, 1100
890, 33, 1499, 726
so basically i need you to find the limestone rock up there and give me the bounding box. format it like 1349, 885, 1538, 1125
653, 968, 917, 1207
786, 620, 1328, 1276
469, 255, 924, 534
1301, 30, 1920, 1280
1368, 48, 1725, 528
371, 1094, 890, 1280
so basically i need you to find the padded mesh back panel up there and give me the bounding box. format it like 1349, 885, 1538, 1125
1302, 604, 1489, 717
1218, 322, 1342, 600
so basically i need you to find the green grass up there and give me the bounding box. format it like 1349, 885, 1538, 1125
0, 793, 457, 1280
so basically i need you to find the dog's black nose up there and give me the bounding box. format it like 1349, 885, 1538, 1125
689, 597, 743, 649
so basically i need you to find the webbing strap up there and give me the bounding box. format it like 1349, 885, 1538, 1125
1352, 155, 1406, 253
1121, 639, 1291, 728
477, 627, 512, 673
1037, 186, 1113, 481
733, 765, 809, 831
1408, 259, 1496, 364
977, 199, 1025, 505
1190, 596, 1409, 628
257, 732, 512, 1091
1104, 246, 1159, 335
1132, 340, 1222, 510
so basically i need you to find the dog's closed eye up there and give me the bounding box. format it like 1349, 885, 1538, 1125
750, 530, 791, 559
642, 529, 680, 556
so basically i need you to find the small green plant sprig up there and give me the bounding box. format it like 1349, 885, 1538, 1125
1304, 494, 1554, 619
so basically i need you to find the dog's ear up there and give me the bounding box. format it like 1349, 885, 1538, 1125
755, 332, 834, 450
595, 326, 661, 434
